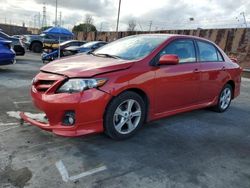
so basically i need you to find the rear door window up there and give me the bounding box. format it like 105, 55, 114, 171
197, 41, 224, 62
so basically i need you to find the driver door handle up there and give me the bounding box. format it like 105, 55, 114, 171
193, 68, 199, 73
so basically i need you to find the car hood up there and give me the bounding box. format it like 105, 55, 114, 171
41, 54, 134, 77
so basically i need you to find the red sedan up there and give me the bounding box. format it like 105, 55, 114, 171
21, 34, 242, 140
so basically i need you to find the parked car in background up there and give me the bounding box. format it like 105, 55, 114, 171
63, 41, 107, 55
12, 35, 23, 39
41, 40, 86, 63
21, 34, 242, 140
23, 33, 73, 53
0, 30, 25, 55
0, 37, 15, 65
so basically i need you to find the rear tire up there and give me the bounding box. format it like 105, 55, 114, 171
213, 84, 232, 113
104, 91, 146, 140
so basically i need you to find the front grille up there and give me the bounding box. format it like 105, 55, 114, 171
33, 72, 66, 94
34, 80, 56, 93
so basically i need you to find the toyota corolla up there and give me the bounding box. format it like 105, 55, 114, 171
20, 34, 242, 140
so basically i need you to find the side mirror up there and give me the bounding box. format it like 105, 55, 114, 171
159, 54, 179, 65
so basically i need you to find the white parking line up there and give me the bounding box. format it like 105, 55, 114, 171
56, 160, 107, 182
56, 160, 69, 182
0, 123, 18, 126
13, 101, 31, 104
13, 101, 31, 108
0, 126, 19, 133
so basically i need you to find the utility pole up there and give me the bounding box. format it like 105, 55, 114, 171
59, 11, 62, 26
240, 12, 248, 28
55, 0, 58, 26
38, 12, 41, 28
149, 21, 152, 32
34, 15, 36, 28
42, 3, 47, 28
116, 0, 121, 37
99, 22, 103, 32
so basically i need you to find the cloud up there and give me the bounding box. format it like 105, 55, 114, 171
0, 0, 249, 31
120, 0, 250, 30
33, 0, 116, 17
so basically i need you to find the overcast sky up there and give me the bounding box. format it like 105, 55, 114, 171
0, 0, 249, 31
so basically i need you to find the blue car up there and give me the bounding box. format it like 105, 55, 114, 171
0, 37, 15, 65
41, 40, 86, 63
63, 41, 107, 55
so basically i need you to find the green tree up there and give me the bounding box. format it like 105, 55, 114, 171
73, 15, 97, 33
72, 23, 97, 33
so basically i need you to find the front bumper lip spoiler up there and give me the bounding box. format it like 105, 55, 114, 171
20, 112, 51, 130
19, 111, 103, 137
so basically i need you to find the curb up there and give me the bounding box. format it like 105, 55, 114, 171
242, 69, 250, 78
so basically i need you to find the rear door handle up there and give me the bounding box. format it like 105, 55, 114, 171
221, 66, 226, 71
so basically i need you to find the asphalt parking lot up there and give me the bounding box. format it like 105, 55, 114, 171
0, 52, 250, 188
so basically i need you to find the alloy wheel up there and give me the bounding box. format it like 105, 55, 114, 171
219, 87, 232, 110
113, 99, 142, 134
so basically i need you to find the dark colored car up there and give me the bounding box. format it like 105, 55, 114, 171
63, 41, 107, 55
23, 33, 73, 53
0, 30, 25, 56
0, 37, 15, 65
41, 40, 86, 63
21, 34, 242, 140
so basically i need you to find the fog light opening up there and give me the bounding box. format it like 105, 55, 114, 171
62, 111, 75, 126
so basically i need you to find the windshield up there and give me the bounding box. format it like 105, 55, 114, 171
93, 35, 169, 60
81, 41, 99, 48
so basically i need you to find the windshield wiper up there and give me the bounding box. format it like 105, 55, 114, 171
92, 53, 121, 59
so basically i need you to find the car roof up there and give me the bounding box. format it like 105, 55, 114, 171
135, 33, 214, 43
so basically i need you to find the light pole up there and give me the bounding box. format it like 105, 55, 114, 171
116, 0, 121, 38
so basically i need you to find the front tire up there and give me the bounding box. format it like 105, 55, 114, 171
213, 84, 233, 112
104, 91, 146, 140
31, 42, 43, 53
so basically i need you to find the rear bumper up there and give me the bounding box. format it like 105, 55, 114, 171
0, 57, 16, 65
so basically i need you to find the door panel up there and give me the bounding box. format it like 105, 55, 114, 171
155, 63, 200, 113
199, 62, 227, 102
196, 40, 228, 102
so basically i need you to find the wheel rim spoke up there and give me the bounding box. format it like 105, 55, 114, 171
127, 120, 134, 131
131, 110, 141, 117
127, 100, 134, 112
115, 118, 127, 132
115, 107, 125, 117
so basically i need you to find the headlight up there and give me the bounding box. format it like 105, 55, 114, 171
57, 78, 107, 93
